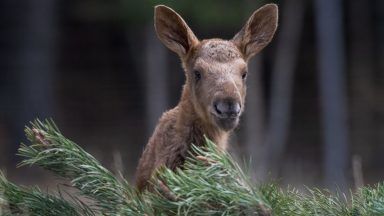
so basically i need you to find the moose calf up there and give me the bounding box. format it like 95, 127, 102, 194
136, 4, 278, 191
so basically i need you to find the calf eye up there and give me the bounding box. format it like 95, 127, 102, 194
194, 70, 201, 82
241, 72, 248, 80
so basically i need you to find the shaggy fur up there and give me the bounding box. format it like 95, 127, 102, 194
135, 4, 278, 191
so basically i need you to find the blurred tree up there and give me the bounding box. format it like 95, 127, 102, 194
71, 0, 268, 28
243, 55, 265, 180
2, 0, 58, 165
314, 0, 349, 191
376, 0, 384, 171
17, 0, 57, 117
240, 0, 267, 181
348, 0, 375, 175
144, 24, 169, 136
263, 0, 306, 180
0, 1, 16, 166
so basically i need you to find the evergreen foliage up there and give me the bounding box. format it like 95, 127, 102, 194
0, 119, 383, 215
79, 0, 268, 27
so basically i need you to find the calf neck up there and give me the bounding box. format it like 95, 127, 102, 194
136, 4, 278, 191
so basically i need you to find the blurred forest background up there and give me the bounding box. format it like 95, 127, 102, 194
0, 0, 383, 192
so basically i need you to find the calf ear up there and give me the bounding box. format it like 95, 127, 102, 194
232, 4, 278, 60
154, 5, 198, 57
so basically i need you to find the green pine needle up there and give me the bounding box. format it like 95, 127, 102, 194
0, 171, 93, 216
0, 119, 383, 215
16, 119, 144, 215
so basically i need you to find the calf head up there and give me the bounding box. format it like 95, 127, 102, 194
154, 4, 278, 131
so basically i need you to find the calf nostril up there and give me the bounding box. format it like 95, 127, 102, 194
214, 102, 224, 115
232, 103, 241, 115
214, 100, 241, 118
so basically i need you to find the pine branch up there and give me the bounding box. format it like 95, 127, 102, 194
17, 119, 145, 215
0, 119, 383, 215
352, 182, 384, 215
146, 137, 271, 215
0, 171, 93, 216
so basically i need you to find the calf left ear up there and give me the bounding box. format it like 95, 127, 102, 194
232, 4, 278, 60
154, 5, 198, 58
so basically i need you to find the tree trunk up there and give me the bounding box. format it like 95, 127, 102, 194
144, 25, 168, 136
11, 0, 58, 164
242, 55, 265, 180
314, 0, 349, 191
348, 0, 375, 172
262, 0, 305, 179
376, 0, 384, 167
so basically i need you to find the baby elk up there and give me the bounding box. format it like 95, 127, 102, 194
136, 4, 278, 191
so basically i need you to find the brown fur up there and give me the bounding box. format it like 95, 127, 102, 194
135, 4, 278, 191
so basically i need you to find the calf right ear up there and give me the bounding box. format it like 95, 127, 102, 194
154, 5, 199, 57
232, 4, 278, 60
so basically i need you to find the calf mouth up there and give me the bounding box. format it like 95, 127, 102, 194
211, 114, 239, 131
